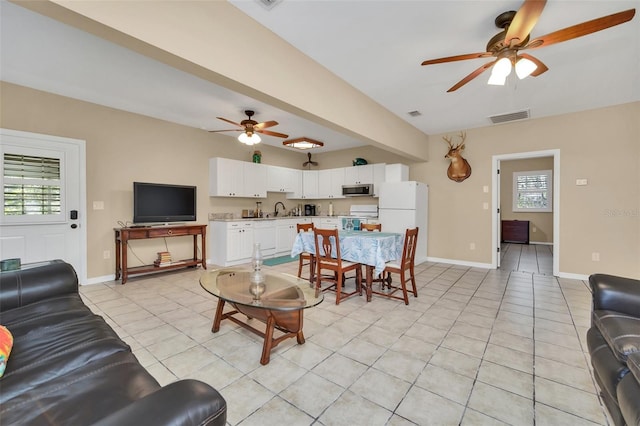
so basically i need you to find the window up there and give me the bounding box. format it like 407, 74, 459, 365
512, 170, 552, 212
3, 153, 62, 218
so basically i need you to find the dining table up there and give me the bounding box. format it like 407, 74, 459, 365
290, 229, 404, 301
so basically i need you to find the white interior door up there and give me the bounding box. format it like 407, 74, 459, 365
0, 129, 86, 282
496, 162, 502, 269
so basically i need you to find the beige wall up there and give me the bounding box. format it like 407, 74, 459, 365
500, 157, 554, 244
0, 82, 407, 278
412, 102, 639, 278
2, 83, 639, 279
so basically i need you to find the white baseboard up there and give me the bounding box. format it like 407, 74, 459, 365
530, 241, 553, 246
556, 271, 589, 281
426, 257, 493, 269
426, 256, 590, 281
83, 274, 115, 285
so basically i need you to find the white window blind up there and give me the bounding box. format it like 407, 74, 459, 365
3, 153, 61, 216
512, 170, 552, 213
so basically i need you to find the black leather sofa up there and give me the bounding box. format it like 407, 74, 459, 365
587, 273, 640, 426
0, 260, 226, 425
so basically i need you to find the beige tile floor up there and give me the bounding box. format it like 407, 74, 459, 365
80, 244, 612, 425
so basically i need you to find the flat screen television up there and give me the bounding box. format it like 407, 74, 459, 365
133, 182, 197, 224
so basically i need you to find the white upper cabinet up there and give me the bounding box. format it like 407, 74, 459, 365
318, 168, 345, 199
384, 163, 409, 182
244, 162, 267, 198
211, 157, 404, 200
209, 157, 244, 197
209, 157, 265, 198
267, 166, 298, 193
344, 164, 374, 185
301, 170, 319, 199
372, 163, 386, 197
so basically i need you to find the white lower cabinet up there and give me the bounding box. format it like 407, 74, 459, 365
210, 219, 311, 265
210, 221, 254, 266
275, 218, 311, 256
254, 219, 277, 258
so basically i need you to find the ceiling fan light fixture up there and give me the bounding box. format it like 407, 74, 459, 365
238, 132, 261, 145
493, 57, 513, 78
488, 72, 507, 86
283, 137, 324, 150
515, 57, 537, 79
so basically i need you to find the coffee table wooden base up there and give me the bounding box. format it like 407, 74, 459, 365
212, 299, 305, 365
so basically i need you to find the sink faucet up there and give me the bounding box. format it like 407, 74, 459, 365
274, 202, 286, 217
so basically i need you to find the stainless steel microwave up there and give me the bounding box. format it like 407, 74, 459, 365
342, 184, 374, 197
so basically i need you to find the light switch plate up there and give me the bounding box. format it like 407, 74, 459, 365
576, 179, 588, 186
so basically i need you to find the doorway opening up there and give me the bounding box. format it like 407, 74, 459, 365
492, 149, 560, 276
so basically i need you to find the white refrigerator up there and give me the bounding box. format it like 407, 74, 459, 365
378, 181, 428, 264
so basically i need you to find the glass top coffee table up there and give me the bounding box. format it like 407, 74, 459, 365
200, 268, 324, 365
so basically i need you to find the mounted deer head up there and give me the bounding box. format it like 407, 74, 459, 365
443, 132, 472, 183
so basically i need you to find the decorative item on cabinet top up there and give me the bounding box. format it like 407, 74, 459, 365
353, 158, 368, 166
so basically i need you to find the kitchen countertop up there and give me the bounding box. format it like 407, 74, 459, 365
209, 215, 341, 222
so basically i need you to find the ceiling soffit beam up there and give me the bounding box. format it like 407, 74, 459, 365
14, 0, 428, 161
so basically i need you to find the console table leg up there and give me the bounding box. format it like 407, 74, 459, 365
114, 233, 121, 281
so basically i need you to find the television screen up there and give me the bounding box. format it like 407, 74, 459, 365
133, 182, 197, 224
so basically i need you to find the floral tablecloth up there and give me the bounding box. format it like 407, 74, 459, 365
291, 230, 403, 277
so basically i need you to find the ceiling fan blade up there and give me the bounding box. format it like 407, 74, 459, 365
421, 52, 492, 66
216, 117, 243, 127
258, 129, 289, 138
526, 8, 636, 50
505, 0, 547, 47
446, 60, 496, 92
518, 53, 548, 77
254, 120, 278, 130
208, 129, 241, 133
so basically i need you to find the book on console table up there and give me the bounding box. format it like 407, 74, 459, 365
154, 251, 172, 267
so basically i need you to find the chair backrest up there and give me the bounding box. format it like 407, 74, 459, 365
297, 222, 314, 233
401, 227, 419, 268
313, 228, 342, 268
361, 223, 382, 232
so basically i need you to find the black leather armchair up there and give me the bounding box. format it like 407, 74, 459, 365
587, 273, 640, 426
0, 260, 226, 425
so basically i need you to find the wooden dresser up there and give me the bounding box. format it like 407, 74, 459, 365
501, 220, 530, 244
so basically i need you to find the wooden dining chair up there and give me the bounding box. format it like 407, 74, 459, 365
360, 223, 382, 232
313, 228, 362, 305
296, 222, 314, 280
371, 227, 419, 305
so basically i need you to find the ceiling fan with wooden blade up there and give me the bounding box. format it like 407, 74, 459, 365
209, 110, 289, 139
421, 0, 636, 92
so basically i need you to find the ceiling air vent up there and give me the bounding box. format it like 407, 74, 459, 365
257, 0, 282, 10
408, 110, 422, 117
489, 109, 530, 125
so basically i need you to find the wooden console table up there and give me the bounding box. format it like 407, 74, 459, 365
114, 224, 206, 284
501, 220, 530, 244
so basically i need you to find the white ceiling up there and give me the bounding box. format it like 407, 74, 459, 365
2, 0, 639, 154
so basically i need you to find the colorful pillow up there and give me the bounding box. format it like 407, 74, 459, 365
0, 325, 13, 378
